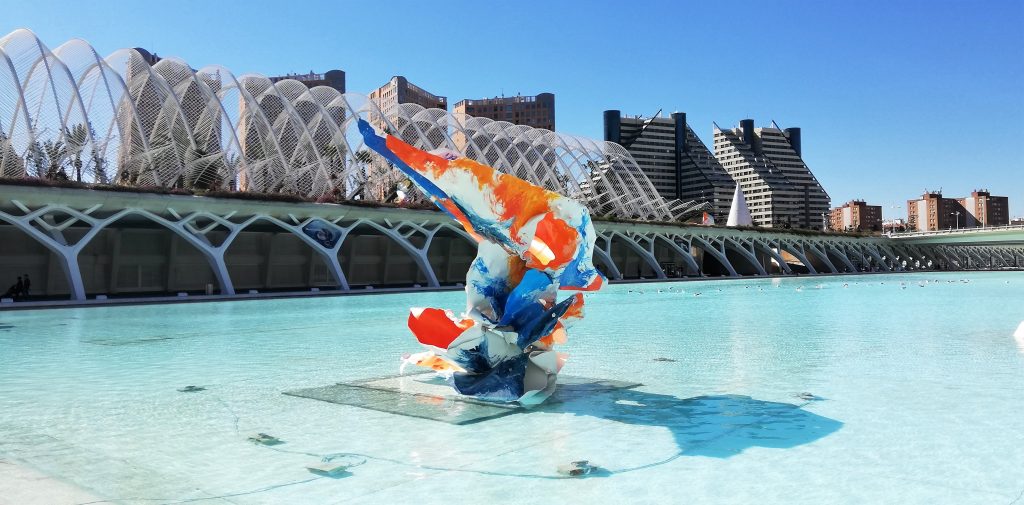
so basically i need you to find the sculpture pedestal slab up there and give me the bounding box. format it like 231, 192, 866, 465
284, 372, 641, 425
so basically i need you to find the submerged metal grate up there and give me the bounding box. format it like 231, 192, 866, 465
283, 373, 642, 425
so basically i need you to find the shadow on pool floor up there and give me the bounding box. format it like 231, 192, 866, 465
541, 386, 843, 459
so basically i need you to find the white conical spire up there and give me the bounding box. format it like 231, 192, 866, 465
726, 184, 753, 227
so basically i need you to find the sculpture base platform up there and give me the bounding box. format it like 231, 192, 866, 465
284, 372, 642, 425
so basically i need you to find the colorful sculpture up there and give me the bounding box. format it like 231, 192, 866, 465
359, 119, 605, 405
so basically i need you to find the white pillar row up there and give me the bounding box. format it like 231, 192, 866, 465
591, 234, 622, 280
229, 215, 351, 291
805, 243, 839, 273
752, 238, 793, 275
4, 196, 1010, 303
723, 237, 768, 276
690, 236, 739, 277
860, 244, 892, 272
656, 234, 701, 275
825, 243, 858, 273
354, 219, 440, 288
608, 231, 667, 279
0, 209, 87, 300
778, 241, 819, 274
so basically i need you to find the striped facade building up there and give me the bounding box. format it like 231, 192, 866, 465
604, 111, 735, 219
713, 120, 830, 229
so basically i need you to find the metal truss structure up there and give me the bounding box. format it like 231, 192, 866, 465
927, 244, 1024, 271
0, 29, 706, 222
591, 223, 933, 279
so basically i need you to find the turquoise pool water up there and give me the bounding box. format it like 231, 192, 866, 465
1, 272, 1023, 504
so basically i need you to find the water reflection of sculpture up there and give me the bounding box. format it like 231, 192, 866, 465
359, 119, 605, 405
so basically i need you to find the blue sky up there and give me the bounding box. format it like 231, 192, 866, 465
4, 0, 1022, 218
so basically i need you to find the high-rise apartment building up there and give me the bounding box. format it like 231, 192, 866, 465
958, 190, 1009, 228
453, 93, 555, 130
713, 120, 830, 229
369, 76, 446, 129
603, 111, 735, 218
829, 200, 882, 232
268, 70, 346, 93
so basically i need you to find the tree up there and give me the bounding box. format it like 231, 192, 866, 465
64, 123, 89, 182
317, 139, 347, 198
42, 140, 70, 180
182, 146, 224, 191
91, 144, 110, 184
0, 126, 25, 177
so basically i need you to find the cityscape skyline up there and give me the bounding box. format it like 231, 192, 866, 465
2, 0, 1022, 219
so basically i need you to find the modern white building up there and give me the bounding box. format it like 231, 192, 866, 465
713, 119, 830, 229
0, 29, 695, 223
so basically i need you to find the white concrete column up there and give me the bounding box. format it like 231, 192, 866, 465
691, 236, 738, 277
779, 241, 818, 274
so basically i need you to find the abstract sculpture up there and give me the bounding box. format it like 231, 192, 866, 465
359, 119, 605, 405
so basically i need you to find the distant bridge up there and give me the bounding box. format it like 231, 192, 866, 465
889, 225, 1024, 271
0, 185, 1018, 302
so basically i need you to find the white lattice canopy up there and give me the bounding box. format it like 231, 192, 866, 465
0, 29, 708, 221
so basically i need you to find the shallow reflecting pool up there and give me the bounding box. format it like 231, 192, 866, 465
1, 272, 1022, 504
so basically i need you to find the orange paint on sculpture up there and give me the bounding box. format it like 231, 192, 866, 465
537, 322, 568, 347
490, 176, 559, 241
560, 293, 586, 322
524, 212, 580, 270
439, 199, 483, 243
385, 136, 452, 178
381, 129, 574, 260
408, 308, 475, 349
450, 158, 497, 191
506, 254, 528, 288
413, 354, 465, 374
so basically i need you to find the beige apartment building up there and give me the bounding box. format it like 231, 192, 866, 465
453, 93, 555, 130
907, 190, 1010, 231
958, 190, 1009, 228
829, 200, 882, 232
368, 76, 447, 129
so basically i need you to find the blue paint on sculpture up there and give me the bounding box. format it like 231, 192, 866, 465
359, 119, 604, 405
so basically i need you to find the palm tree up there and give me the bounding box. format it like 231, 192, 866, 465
64, 124, 89, 182
183, 146, 224, 190
42, 140, 70, 180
